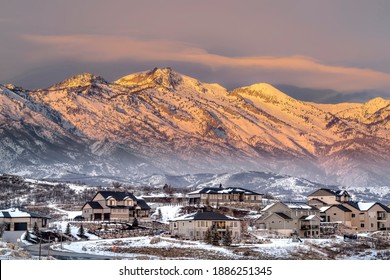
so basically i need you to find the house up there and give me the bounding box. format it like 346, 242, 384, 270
169, 211, 241, 241
319, 204, 353, 227
342, 201, 390, 232
307, 188, 351, 205
255, 201, 321, 237
0, 208, 50, 231
81, 191, 151, 222
188, 185, 263, 205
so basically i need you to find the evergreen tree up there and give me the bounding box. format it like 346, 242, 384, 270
222, 227, 232, 246
78, 223, 85, 236
210, 224, 220, 246
157, 209, 163, 221
204, 224, 220, 246
65, 223, 71, 236
204, 227, 212, 244
132, 217, 139, 227
33, 221, 40, 236
25, 229, 31, 241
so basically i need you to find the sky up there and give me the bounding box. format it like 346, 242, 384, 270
1, 0, 390, 100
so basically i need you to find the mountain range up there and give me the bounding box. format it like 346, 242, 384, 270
1, 67, 389, 188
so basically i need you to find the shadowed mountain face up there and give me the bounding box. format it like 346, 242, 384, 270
1, 67, 389, 187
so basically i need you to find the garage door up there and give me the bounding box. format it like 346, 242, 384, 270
14, 222, 28, 231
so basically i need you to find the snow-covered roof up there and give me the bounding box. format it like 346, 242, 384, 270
170, 211, 239, 222
261, 203, 276, 212
345, 201, 390, 212
187, 187, 262, 196
0, 208, 50, 219
319, 206, 331, 212
302, 215, 318, 220
357, 202, 376, 211
284, 202, 315, 210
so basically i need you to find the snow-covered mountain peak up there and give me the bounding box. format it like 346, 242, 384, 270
48, 73, 107, 90
115, 67, 183, 90
235, 82, 293, 104
364, 97, 389, 109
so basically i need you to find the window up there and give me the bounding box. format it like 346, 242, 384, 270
352, 214, 355, 218
371, 223, 374, 228
360, 223, 365, 228
333, 213, 337, 215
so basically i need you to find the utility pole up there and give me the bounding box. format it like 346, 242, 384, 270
38, 238, 42, 260
47, 236, 50, 260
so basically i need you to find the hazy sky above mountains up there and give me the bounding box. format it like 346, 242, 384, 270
1, 0, 390, 100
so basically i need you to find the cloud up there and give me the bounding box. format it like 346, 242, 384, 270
21, 34, 390, 92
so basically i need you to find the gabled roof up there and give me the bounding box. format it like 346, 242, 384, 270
344, 201, 390, 212
300, 215, 320, 221
83, 201, 103, 209
323, 204, 352, 213
95, 191, 137, 201
188, 187, 262, 196
171, 211, 239, 221
136, 199, 151, 210
308, 188, 351, 198
283, 201, 318, 211
261, 201, 317, 213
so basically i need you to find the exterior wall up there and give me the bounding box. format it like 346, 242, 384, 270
109, 208, 129, 221
260, 215, 296, 232
323, 207, 352, 227
308, 193, 338, 205
342, 204, 390, 232
0, 217, 48, 231
189, 193, 262, 205
257, 202, 321, 237
307, 199, 328, 208
308, 190, 349, 205
170, 220, 241, 240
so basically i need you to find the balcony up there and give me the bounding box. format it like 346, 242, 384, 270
377, 212, 386, 221
301, 225, 319, 230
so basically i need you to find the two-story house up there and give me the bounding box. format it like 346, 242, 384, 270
342, 202, 390, 232
319, 204, 353, 227
169, 211, 241, 241
188, 185, 263, 205
82, 191, 151, 222
255, 201, 321, 237
307, 188, 351, 205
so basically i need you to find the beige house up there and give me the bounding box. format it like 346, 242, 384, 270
342, 202, 390, 232
307, 188, 351, 205
0, 208, 50, 231
82, 191, 151, 222
320, 204, 353, 227
188, 186, 263, 206
169, 211, 241, 241
256, 202, 321, 237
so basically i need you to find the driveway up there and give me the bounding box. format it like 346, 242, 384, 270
23, 243, 112, 260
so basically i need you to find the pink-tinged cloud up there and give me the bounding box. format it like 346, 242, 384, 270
22, 34, 390, 92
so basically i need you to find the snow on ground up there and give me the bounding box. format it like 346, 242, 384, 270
151, 205, 183, 223
59, 236, 240, 259
50, 221, 100, 241
48, 204, 81, 219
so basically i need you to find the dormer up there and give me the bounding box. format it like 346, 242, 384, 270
106, 196, 117, 206
123, 197, 135, 207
